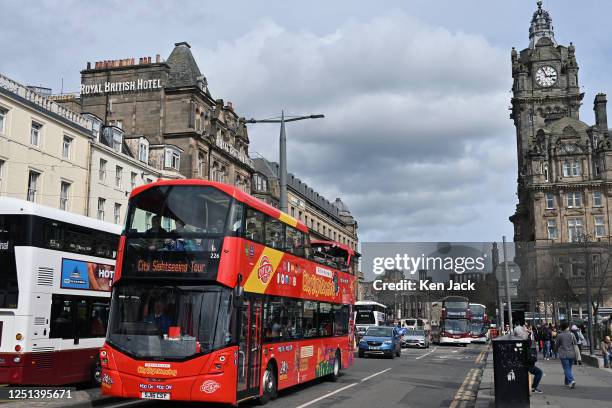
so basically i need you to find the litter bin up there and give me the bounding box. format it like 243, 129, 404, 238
492, 334, 530, 408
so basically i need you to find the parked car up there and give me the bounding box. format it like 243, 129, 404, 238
358, 326, 402, 358
401, 329, 430, 348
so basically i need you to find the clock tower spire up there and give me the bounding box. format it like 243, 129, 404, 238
529, 0, 557, 49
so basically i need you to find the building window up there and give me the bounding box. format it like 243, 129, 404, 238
543, 163, 549, 181
27, 171, 40, 202
97, 198, 106, 220
562, 161, 569, 177
109, 120, 123, 130
30, 122, 42, 146
138, 137, 149, 163
62, 135, 72, 159
566, 191, 582, 208
546, 192, 554, 209
91, 120, 101, 141
59, 181, 70, 211
0, 108, 7, 133
115, 166, 122, 188
114, 203, 121, 224
130, 172, 137, 190
99, 159, 107, 182
165, 148, 181, 170
595, 160, 601, 176
594, 215, 605, 237
547, 219, 558, 239
0, 159, 4, 193
593, 191, 603, 207
562, 160, 581, 177
253, 174, 268, 191
291, 207, 295, 217
198, 153, 206, 177
568, 218, 584, 242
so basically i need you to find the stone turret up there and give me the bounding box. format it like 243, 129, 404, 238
529, 1, 557, 48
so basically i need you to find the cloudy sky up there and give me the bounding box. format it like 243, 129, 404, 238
2, 0, 611, 243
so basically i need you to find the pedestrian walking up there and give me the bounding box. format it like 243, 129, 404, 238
542, 324, 552, 360
513, 321, 528, 338
555, 322, 577, 389
600, 335, 612, 369
551, 325, 559, 359
570, 324, 584, 365
515, 322, 544, 393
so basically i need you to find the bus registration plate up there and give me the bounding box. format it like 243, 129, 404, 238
141, 392, 170, 400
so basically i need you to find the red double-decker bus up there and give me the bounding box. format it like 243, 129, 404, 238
99, 180, 356, 405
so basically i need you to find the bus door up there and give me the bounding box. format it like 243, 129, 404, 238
237, 297, 262, 400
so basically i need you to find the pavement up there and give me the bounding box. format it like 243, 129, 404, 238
1, 344, 490, 408
475, 350, 612, 408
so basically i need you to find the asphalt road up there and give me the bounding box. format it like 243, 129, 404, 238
262, 343, 488, 408
127, 343, 488, 408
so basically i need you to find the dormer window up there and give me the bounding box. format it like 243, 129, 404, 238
138, 137, 149, 164
562, 159, 581, 177
165, 147, 181, 170
91, 120, 101, 141
101, 126, 123, 152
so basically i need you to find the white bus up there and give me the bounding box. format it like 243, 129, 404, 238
354, 300, 388, 339
0, 198, 121, 385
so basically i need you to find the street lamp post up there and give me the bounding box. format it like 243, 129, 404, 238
243, 112, 324, 213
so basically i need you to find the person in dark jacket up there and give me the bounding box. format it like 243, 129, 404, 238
555, 322, 577, 388
526, 324, 544, 393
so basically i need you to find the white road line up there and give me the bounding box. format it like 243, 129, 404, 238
294, 383, 358, 408
452, 350, 459, 353
360, 367, 392, 382
294, 368, 392, 408
415, 346, 438, 360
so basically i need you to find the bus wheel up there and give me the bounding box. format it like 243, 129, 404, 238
329, 350, 341, 382
259, 364, 277, 405
90, 357, 102, 387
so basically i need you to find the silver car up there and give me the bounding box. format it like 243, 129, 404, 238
401, 329, 430, 348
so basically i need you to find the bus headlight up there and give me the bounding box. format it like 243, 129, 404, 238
13, 357, 21, 363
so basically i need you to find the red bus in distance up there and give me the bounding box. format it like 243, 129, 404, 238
99, 180, 356, 405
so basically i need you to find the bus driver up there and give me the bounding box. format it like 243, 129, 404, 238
143, 299, 172, 334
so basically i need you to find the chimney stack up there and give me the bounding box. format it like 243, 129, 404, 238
594, 93, 608, 133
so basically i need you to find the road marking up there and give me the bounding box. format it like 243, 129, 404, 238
449, 368, 479, 408
452, 350, 459, 353
360, 367, 392, 382
475, 347, 488, 364
415, 346, 438, 360
295, 383, 358, 408
295, 368, 392, 408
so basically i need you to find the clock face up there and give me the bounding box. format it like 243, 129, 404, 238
535, 65, 558, 87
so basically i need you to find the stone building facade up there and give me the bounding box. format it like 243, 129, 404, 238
510, 2, 612, 318
252, 157, 358, 251
0, 74, 92, 214
59, 42, 252, 192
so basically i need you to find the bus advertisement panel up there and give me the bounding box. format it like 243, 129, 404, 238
100, 180, 356, 405
60, 259, 115, 291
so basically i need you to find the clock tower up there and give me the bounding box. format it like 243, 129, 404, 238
510, 0, 582, 177
510, 2, 612, 318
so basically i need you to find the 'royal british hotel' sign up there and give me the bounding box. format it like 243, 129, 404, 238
80, 78, 162, 95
